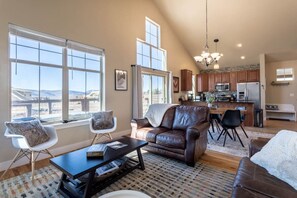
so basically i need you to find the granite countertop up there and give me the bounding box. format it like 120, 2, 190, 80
186, 100, 255, 104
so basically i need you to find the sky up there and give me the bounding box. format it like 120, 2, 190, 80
10, 36, 100, 92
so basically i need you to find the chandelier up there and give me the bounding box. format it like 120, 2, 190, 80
194, 0, 223, 69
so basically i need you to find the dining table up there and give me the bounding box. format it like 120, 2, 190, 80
209, 107, 247, 115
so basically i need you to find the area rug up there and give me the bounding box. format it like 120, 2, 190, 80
0, 152, 235, 198
207, 127, 275, 157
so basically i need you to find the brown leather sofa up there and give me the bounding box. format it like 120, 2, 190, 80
232, 138, 297, 197
131, 105, 209, 166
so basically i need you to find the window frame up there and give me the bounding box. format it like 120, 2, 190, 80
8, 24, 105, 124
276, 68, 294, 81
141, 67, 170, 115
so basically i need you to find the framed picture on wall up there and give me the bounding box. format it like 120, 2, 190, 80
115, 69, 128, 91
173, 76, 179, 93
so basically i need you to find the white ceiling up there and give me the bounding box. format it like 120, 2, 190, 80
153, 0, 297, 69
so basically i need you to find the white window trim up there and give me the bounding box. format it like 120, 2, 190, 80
136, 38, 167, 71
8, 24, 105, 126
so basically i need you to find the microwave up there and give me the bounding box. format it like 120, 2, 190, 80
215, 83, 230, 92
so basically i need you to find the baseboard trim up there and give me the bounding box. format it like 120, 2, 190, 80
0, 130, 131, 172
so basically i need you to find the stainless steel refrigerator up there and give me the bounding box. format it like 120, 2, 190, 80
237, 82, 261, 109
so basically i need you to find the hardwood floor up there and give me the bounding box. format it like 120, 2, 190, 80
0, 119, 296, 180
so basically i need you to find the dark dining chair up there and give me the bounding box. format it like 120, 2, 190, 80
217, 110, 244, 147
235, 106, 249, 138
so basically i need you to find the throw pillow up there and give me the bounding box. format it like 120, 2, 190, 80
92, 111, 114, 130
250, 130, 297, 190
5, 119, 50, 147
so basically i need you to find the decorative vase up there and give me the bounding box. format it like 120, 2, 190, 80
207, 103, 212, 108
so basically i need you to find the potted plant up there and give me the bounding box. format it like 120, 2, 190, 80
206, 92, 215, 107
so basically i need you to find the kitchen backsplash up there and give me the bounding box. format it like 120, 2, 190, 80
200, 64, 260, 74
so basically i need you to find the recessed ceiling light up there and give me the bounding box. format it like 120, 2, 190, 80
241, 56, 245, 59
237, 43, 242, 47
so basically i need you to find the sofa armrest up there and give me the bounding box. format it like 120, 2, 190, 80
131, 118, 151, 129
130, 118, 151, 138
249, 138, 270, 157
186, 122, 210, 140
185, 122, 210, 165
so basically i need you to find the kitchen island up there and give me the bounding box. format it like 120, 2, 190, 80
181, 100, 255, 126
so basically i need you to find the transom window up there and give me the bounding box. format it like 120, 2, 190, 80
9, 25, 104, 123
276, 68, 294, 81
135, 17, 170, 116
137, 17, 166, 71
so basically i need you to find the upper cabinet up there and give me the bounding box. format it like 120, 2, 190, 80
196, 73, 208, 92
214, 73, 222, 83
237, 70, 247, 82
208, 73, 215, 91
247, 69, 260, 82
181, 69, 192, 91
221, 72, 230, 83
229, 72, 237, 91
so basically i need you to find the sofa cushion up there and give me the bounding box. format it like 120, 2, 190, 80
135, 127, 169, 143
156, 130, 186, 149
232, 157, 297, 198
160, 106, 176, 129
172, 105, 209, 130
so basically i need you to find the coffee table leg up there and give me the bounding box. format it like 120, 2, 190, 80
137, 148, 145, 170
83, 170, 96, 198
57, 173, 68, 196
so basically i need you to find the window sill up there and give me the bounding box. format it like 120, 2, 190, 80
49, 119, 89, 130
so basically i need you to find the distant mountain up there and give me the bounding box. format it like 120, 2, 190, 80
12, 88, 90, 100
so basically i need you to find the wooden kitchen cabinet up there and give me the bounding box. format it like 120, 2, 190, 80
208, 73, 215, 91
247, 69, 260, 82
229, 72, 237, 91
196, 73, 209, 92
181, 69, 192, 91
214, 73, 222, 83
237, 70, 247, 82
221, 72, 230, 83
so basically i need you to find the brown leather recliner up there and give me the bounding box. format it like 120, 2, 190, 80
232, 138, 297, 197
131, 105, 210, 166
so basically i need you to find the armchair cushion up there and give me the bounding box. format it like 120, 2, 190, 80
92, 111, 114, 130
5, 119, 50, 147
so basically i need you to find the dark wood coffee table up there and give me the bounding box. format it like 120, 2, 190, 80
50, 136, 148, 198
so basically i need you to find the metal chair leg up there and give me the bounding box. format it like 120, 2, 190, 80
234, 128, 244, 147
217, 129, 225, 141
208, 129, 214, 140
223, 130, 228, 147
240, 124, 249, 138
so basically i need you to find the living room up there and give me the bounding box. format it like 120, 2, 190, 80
0, 0, 297, 197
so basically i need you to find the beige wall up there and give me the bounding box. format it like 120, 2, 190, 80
265, 60, 297, 110
0, 0, 198, 164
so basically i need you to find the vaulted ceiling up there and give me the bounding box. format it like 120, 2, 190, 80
153, 0, 297, 69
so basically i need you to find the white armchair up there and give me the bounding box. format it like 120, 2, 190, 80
1, 125, 58, 181
89, 117, 117, 145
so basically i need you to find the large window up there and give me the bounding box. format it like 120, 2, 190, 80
135, 18, 170, 116
142, 73, 166, 114
137, 18, 166, 70
9, 25, 104, 123
276, 68, 294, 81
